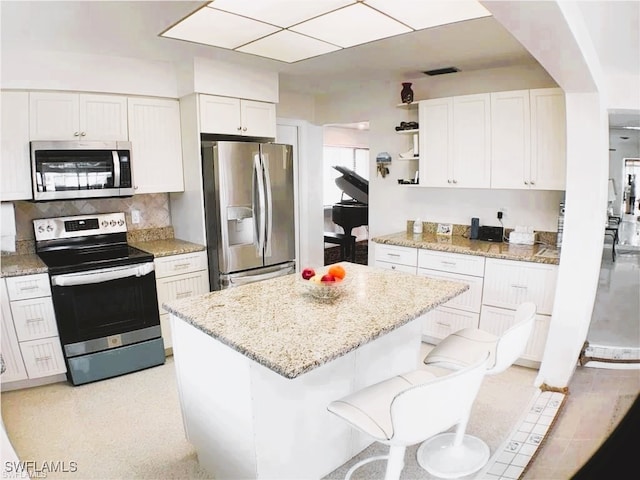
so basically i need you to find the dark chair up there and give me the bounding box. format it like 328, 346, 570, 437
324, 232, 356, 262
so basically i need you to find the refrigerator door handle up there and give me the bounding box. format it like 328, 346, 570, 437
262, 153, 273, 257
253, 153, 266, 255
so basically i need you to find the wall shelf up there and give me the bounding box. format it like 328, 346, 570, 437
395, 128, 419, 134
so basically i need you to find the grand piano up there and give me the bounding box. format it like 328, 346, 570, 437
326, 166, 368, 262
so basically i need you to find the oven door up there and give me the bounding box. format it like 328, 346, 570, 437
50, 262, 161, 356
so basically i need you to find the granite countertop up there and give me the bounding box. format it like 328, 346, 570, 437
0, 254, 48, 277
372, 231, 560, 265
130, 238, 206, 257
163, 262, 468, 379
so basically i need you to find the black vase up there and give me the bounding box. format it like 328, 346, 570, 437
401, 82, 414, 104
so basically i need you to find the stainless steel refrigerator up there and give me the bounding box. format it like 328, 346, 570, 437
201, 140, 296, 290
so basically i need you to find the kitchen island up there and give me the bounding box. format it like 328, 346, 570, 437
163, 262, 468, 479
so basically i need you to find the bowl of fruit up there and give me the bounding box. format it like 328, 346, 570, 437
299, 265, 348, 301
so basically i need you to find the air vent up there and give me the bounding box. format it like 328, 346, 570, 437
423, 67, 460, 76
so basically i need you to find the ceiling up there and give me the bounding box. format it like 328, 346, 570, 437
1, 1, 638, 125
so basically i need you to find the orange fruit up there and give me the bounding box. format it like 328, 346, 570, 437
328, 265, 346, 279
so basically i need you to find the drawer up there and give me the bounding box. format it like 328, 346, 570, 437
483, 259, 558, 315
154, 251, 208, 278
5, 273, 51, 301
156, 270, 210, 307
20, 337, 66, 379
421, 306, 479, 342
374, 244, 417, 267
374, 260, 417, 275
418, 250, 485, 277
10, 296, 58, 342
417, 268, 483, 313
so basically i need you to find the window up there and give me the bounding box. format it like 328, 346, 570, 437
323, 146, 369, 206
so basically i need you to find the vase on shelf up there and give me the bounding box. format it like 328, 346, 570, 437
400, 82, 414, 104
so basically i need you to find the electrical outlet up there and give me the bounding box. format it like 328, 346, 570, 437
131, 210, 141, 224
498, 208, 507, 220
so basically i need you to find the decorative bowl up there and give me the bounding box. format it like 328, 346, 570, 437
299, 276, 349, 301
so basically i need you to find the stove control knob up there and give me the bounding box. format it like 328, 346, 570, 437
46, 224, 53, 232
37, 225, 45, 233
117, 219, 125, 226
110, 220, 116, 227
101, 220, 109, 228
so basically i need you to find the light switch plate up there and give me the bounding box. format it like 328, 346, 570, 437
437, 223, 452, 235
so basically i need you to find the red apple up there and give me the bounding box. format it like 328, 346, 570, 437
321, 273, 336, 283
301, 268, 315, 280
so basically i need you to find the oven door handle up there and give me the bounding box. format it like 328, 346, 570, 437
51, 263, 155, 287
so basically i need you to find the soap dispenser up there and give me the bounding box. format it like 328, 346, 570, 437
413, 218, 423, 234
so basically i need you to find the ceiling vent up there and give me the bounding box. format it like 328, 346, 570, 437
423, 67, 460, 76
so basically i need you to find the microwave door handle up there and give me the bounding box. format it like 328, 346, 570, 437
253, 153, 266, 255
262, 153, 273, 257
51, 263, 154, 287
112, 150, 121, 188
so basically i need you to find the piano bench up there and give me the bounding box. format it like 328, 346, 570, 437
324, 232, 356, 262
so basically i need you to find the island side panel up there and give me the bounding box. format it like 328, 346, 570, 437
171, 315, 258, 479
250, 319, 424, 479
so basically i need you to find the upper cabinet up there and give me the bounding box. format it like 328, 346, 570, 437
1, 91, 32, 201
491, 88, 566, 190
29, 92, 128, 141
199, 94, 276, 138
419, 93, 491, 188
418, 88, 566, 191
127, 97, 184, 194
529, 88, 566, 190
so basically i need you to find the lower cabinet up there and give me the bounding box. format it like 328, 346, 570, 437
373, 242, 558, 365
1, 273, 66, 385
154, 251, 209, 353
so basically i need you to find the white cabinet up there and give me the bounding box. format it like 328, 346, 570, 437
419, 94, 491, 188
479, 306, 551, 364
154, 251, 209, 352
374, 244, 417, 274
127, 97, 184, 194
482, 258, 558, 315
1, 91, 32, 201
199, 94, 276, 138
490, 88, 566, 190
481, 258, 558, 363
3, 274, 66, 381
29, 92, 128, 141
1, 280, 28, 383
417, 251, 485, 341
530, 88, 566, 190
490, 90, 531, 189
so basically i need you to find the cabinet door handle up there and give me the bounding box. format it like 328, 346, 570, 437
447, 179, 452, 184
74, 131, 80, 137
173, 263, 190, 270
524, 181, 529, 185
176, 291, 193, 299
35, 355, 52, 362
436, 321, 451, 327
452, 179, 457, 184
242, 127, 247, 132
391, 265, 396, 270
530, 181, 535, 185
237, 126, 242, 131
26, 317, 45, 323
386, 253, 400, 257
80, 132, 86, 137
511, 284, 528, 289
19, 286, 39, 291
441, 261, 456, 266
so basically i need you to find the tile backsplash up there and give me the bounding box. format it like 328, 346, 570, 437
13, 193, 171, 241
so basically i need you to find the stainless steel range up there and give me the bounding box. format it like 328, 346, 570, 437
34, 212, 165, 386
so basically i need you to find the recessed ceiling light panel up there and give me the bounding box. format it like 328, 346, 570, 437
208, 0, 355, 28
290, 3, 411, 48
364, 0, 491, 30
237, 30, 341, 63
161, 7, 279, 49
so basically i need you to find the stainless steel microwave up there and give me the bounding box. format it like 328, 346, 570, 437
31, 141, 134, 201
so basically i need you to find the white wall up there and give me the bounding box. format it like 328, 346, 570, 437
324, 127, 369, 148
